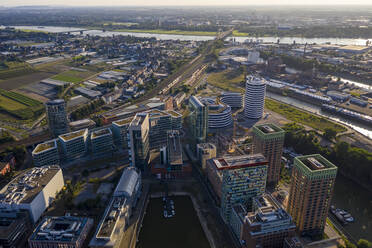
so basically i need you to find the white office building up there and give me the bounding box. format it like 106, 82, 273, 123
0, 165, 64, 223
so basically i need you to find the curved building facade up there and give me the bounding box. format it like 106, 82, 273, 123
244, 76, 266, 119
46, 99, 69, 137
220, 92, 243, 108
200, 97, 232, 129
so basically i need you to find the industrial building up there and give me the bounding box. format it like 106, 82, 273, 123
199, 97, 233, 129
32, 139, 60, 167
128, 113, 150, 170
287, 155, 338, 238
45, 99, 69, 137
188, 96, 208, 143
252, 124, 285, 186
220, 92, 243, 108
90, 128, 114, 156
111, 117, 133, 149
0, 165, 64, 223
206, 154, 268, 222
28, 216, 93, 248
58, 129, 89, 160
241, 194, 296, 248
90, 167, 141, 248
197, 143, 217, 170
0, 209, 32, 248
244, 76, 266, 119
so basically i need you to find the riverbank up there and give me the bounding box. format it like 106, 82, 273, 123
107, 28, 218, 36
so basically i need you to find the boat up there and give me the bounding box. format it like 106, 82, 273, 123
330, 205, 355, 224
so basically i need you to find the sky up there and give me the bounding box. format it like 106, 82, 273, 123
2, 0, 372, 6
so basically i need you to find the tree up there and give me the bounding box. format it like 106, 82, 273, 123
323, 128, 337, 141
357, 239, 372, 248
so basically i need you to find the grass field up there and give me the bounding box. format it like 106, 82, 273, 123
265, 98, 347, 133
207, 69, 245, 93
0, 95, 26, 111
112, 28, 218, 36
51, 69, 95, 83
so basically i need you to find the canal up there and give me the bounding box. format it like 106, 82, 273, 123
332, 174, 372, 240
137, 196, 210, 248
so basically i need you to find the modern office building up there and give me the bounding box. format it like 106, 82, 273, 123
287, 154, 338, 238
90, 167, 141, 248
58, 129, 89, 160
91, 128, 114, 156
28, 216, 93, 248
128, 113, 150, 170
241, 194, 296, 248
284, 237, 304, 248
147, 109, 172, 149
166, 130, 183, 171
69, 118, 96, 131
45, 99, 69, 137
197, 143, 217, 170
220, 92, 243, 108
0, 209, 32, 248
189, 96, 208, 143
206, 154, 268, 222
167, 110, 182, 130
32, 139, 60, 166
112, 117, 133, 149
0, 165, 64, 223
252, 123, 285, 186
200, 97, 233, 129
244, 76, 266, 119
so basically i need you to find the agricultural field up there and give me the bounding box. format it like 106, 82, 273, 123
0, 61, 36, 80
0, 89, 43, 120
0, 71, 55, 90
51, 69, 96, 83
207, 68, 245, 93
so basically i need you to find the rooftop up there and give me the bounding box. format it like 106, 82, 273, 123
167, 131, 183, 166
130, 113, 148, 127
0, 165, 61, 204
91, 128, 112, 139
113, 117, 133, 127
148, 109, 169, 118
255, 123, 284, 134
29, 216, 92, 243
33, 140, 57, 154
0, 210, 29, 240
46, 99, 65, 106
296, 154, 337, 172
211, 154, 267, 171
59, 129, 87, 142
166, 110, 182, 118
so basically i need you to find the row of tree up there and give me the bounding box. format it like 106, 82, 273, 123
70, 98, 104, 121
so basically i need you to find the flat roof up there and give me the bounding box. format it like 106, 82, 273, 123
295, 154, 338, 173
96, 197, 126, 238
166, 110, 182, 118
0, 165, 61, 204
254, 123, 284, 135
29, 216, 92, 243
59, 129, 87, 142
33, 140, 57, 154
211, 154, 267, 171
130, 113, 148, 127
113, 117, 133, 127
148, 109, 169, 117
91, 128, 112, 139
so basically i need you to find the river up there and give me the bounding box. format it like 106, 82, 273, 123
332, 174, 372, 240
4, 25, 372, 45
266, 92, 372, 139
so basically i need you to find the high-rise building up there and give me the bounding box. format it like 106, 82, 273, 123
199, 97, 232, 129
45, 99, 69, 137
188, 96, 208, 143
197, 143, 217, 170
206, 154, 268, 222
58, 129, 89, 160
32, 139, 60, 166
128, 113, 150, 170
287, 154, 337, 238
28, 216, 93, 248
252, 123, 285, 186
241, 193, 296, 248
166, 130, 183, 171
91, 128, 114, 156
244, 76, 266, 119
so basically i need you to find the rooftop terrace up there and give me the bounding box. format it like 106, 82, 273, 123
113, 117, 133, 127
91, 128, 112, 139
59, 129, 87, 142
212, 154, 267, 171
33, 140, 57, 154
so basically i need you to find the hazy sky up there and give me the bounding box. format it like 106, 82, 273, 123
3, 0, 372, 6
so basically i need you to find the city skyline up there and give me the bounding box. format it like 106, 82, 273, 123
3, 0, 372, 6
